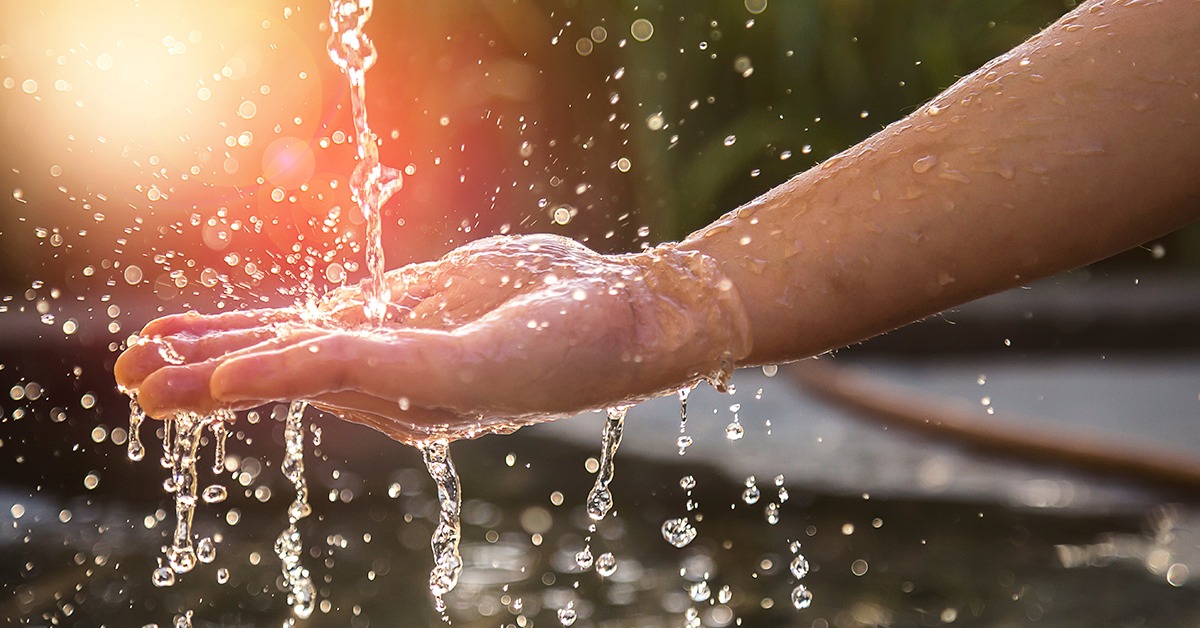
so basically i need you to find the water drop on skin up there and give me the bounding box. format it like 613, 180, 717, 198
912, 154, 937, 174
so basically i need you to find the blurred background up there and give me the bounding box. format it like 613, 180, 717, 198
2, 0, 1199, 626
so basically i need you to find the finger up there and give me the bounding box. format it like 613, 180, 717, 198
115, 327, 280, 390
133, 327, 329, 417
135, 362, 256, 418
139, 308, 295, 339
208, 329, 475, 410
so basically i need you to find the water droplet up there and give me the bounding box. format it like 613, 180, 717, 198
558, 604, 578, 626
742, 485, 761, 505
197, 537, 217, 563
152, 564, 176, 587
765, 503, 781, 525
718, 585, 733, 604
676, 435, 693, 455
168, 544, 197, 573
725, 422, 744, 441
647, 112, 665, 131
216, 567, 230, 584
552, 206, 572, 225
575, 546, 594, 570
586, 407, 627, 521
661, 517, 698, 548
680, 475, 696, 490
723, 135, 737, 146
791, 584, 813, 609
912, 154, 937, 174
790, 554, 809, 579
596, 552, 617, 577
690, 580, 712, 602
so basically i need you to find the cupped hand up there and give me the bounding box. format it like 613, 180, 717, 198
114, 234, 751, 444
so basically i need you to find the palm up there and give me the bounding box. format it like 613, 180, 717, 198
115, 234, 750, 444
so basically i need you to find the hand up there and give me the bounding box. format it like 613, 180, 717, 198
114, 234, 751, 444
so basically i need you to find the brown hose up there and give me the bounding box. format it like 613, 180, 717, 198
788, 359, 1200, 495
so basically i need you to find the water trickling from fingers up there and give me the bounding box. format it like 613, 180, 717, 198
420, 438, 463, 616
275, 401, 316, 620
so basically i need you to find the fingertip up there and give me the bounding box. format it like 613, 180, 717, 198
139, 311, 201, 338
114, 338, 168, 390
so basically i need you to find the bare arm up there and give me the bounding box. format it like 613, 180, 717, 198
678, 0, 1200, 365
117, 0, 1200, 440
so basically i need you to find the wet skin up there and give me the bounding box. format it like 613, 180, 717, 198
115, 235, 751, 444
117, 0, 1200, 443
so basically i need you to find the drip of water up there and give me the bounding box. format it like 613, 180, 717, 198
276, 400, 316, 620
210, 420, 228, 474
421, 438, 463, 614
326, 0, 403, 322
789, 540, 811, 609
165, 411, 216, 575
586, 406, 628, 521
127, 396, 145, 461
742, 476, 761, 505
676, 386, 694, 455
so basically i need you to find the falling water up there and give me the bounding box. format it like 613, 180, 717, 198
275, 401, 316, 620
586, 406, 628, 521
326, 0, 403, 322
421, 439, 463, 615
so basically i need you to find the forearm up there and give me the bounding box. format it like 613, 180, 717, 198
678, 0, 1200, 365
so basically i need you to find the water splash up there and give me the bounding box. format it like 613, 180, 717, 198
421, 438, 463, 615
586, 406, 628, 521
326, 0, 403, 322
276, 400, 316, 620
